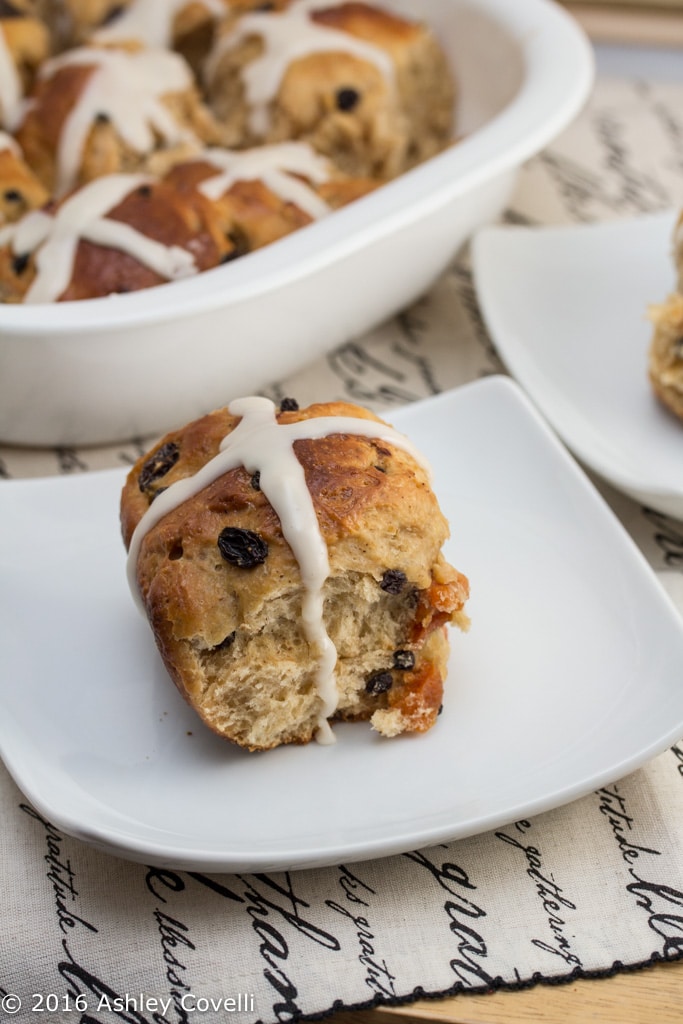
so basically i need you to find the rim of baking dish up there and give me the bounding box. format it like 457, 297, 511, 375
0, 0, 593, 335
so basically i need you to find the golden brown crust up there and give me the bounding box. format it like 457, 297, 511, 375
160, 156, 377, 254
14, 63, 90, 188
63, 179, 232, 299
311, 2, 422, 48
120, 399, 469, 751
0, 173, 235, 301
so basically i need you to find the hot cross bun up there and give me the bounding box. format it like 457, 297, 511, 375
121, 397, 470, 750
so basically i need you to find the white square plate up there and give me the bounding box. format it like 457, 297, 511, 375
2, 376, 683, 872
472, 211, 683, 519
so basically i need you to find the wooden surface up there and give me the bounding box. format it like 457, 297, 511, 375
565, 0, 683, 9
564, 3, 683, 44
327, 958, 683, 1024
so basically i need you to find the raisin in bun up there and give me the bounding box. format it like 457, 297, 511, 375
204, 0, 455, 179
120, 397, 470, 751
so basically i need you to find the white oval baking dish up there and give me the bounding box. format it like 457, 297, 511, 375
0, 0, 593, 445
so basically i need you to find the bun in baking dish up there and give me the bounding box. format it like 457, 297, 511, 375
120, 397, 470, 751
0, 171, 231, 301
14, 45, 222, 195
648, 292, 683, 422
205, 0, 455, 179
648, 212, 683, 422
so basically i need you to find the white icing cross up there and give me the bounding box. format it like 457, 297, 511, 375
0, 25, 22, 129
127, 396, 432, 744
94, 0, 226, 49
38, 47, 197, 196
198, 142, 332, 219
207, 0, 395, 136
0, 173, 197, 303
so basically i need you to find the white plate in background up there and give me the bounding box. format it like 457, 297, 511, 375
2, 377, 683, 871
472, 212, 683, 519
